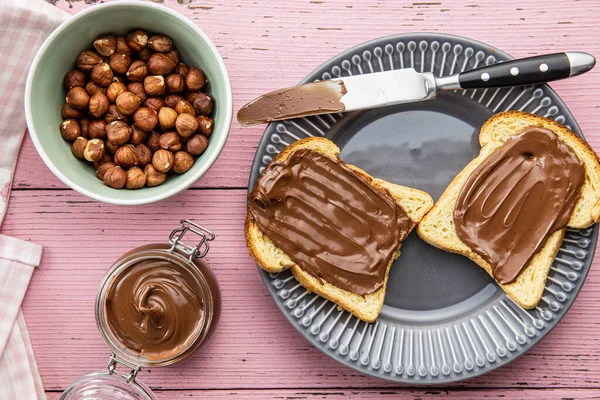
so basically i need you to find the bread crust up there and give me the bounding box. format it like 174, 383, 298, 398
245, 137, 433, 322
417, 111, 600, 308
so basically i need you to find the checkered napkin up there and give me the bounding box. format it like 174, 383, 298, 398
0, 237, 44, 400
0, 0, 68, 399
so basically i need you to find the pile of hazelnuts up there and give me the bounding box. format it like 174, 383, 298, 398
60, 29, 214, 189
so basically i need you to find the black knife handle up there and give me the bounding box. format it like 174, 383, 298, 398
458, 52, 595, 89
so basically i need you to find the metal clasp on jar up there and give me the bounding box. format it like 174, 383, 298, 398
107, 353, 141, 383
169, 219, 216, 262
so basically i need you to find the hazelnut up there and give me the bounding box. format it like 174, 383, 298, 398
176, 63, 189, 77
106, 121, 131, 146
172, 151, 195, 174
64, 70, 86, 90
144, 164, 167, 187
76, 50, 102, 72
166, 73, 185, 93
106, 140, 120, 155
88, 119, 107, 139
147, 132, 161, 152
152, 149, 173, 172
106, 81, 127, 103
174, 99, 195, 116
165, 94, 183, 109
93, 35, 117, 57
147, 53, 176, 75
185, 68, 206, 91
127, 82, 148, 102
89, 92, 109, 118
144, 97, 165, 112
105, 104, 125, 123
185, 91, 200, 103
166, 49, 180, 64
126, 60, 148, 82
138, 47, 153, 62
148, 35, 172, 53
116, 36, 132, 54
103, 165, 127, 189
126, 29, 148, 51
60, 119, 81, 141
65, 87, 90, 109
93, 153, 113, 169
96, 161, 116, 180
114, 144, 138, 168
79, 118, 90, 138
186, 134, 209, 156
143, 75, 165, 96
135, 144, 153, 167
109, 53, 131, 74
84, 138, 105, 162
175, 113, 198, 138
131, 126, 148, 145
72, 137, 88, 159
85, 81, 106, 96
159, 131, 182, 151
158, 107, 178, 130
62, 103, 86, 119
133, 107, 158, 132
115, 91, 141, 115
126, 167, 147, 189
91, 63, 114, 87
193, 93, 214, 115
197, 115, 214, 136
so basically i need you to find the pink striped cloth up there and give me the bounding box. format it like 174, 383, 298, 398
0, 1, 68, 399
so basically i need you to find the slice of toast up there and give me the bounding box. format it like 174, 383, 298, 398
246, 137, 434, 322
417, 111, 600, 308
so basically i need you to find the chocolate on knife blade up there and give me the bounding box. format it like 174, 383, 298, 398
237, 80, 347, 126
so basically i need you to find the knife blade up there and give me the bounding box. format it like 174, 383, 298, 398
237, 52, 595, 126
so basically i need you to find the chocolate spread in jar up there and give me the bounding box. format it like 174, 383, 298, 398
105, 259, 204, 360
248, 149, 414, 295
454, 127, 585, 284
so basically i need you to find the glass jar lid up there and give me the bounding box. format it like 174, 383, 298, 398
60, 356, 155, 400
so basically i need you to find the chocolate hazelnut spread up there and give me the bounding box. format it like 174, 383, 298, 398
105, 258, 204, 360
454, 127, 585, 284
237, 80, 347, 126
248, 149, 414, 295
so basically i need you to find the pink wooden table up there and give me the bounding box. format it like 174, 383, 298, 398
4, 0, 600, 398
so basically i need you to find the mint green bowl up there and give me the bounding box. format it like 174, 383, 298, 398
25, 1, 232, 205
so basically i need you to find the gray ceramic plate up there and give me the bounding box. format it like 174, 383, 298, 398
247, 33, 597, 384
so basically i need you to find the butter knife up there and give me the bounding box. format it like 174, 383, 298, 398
237, 52, 595, 126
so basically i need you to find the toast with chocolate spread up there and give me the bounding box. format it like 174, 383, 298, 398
245, 137, 433, 322
417, 111, 600, 308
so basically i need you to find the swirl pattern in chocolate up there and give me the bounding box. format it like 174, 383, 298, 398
248, 149, 414, 295
454, 127, 584, 284
105, 259, 203, 360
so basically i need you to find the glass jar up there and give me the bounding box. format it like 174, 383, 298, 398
60, 369, 154, 400
61, 220, 220, 400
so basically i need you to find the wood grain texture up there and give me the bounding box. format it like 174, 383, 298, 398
8, 0, 600, 397
43, 388, 600, 399
2, 190, 600, 393
15, 0, 600, 190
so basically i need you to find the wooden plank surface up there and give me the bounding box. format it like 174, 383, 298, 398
4, 189, 600, 393
43, 388, 600, 399
16, 0, 600, 190
5, 0, 600, 397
